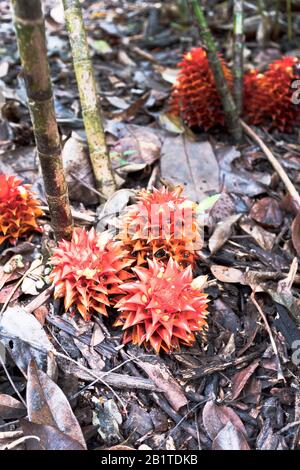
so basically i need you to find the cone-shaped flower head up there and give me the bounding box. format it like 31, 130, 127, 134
115, 258, 208, 353
0, 174, 43, 246
119, 186, 201, 269
50, 227, 132, 320
244, 56, 300, 132
169, 47, 233, 130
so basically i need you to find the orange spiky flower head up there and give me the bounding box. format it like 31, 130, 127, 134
169, 47, 233, 130
0, 174, 43, 246
114, 258, 208, 353
119, 186, 202, 269
243, 69, 267, 126
50, 227, 132, 320
244, 56, 300, 132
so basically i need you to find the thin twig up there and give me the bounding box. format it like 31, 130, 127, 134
40, 205, 95, 224
4, 435, 40, 450
250, 290, 284, 381
55, 351, 126, 409
279, 419, 300, 434
69, 172, 105, 199
0, 259, 43, 316
241, 120, 300, 208
70, 356, 151, 400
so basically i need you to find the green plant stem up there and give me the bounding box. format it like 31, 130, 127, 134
273, 0, 280, 39
62, 0, 116, 201
11, 0, 73, 241
233, 0, 244, 116
287, 0, 293, 41
190, 0, 242, 143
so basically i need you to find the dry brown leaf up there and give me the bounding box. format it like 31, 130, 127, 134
21, 419, 86, 450
209, 214, 241, 254
0, 394, 26, 419
160, 136, 219, 202
26, 360, 86, 449
229, 359, 260, 401
202, 400, 247, 440
212, 421, 250, 450
211, 265, 244, 284
135, 359, 187, 411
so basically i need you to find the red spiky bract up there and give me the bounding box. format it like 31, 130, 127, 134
243, 69, 266, 126
169, 47, 233, 130
119, 186, 201, 269
50, 227, 132, 321
244, 57, 300, 132
0, 174, 43, 246
114, 258, 208, 353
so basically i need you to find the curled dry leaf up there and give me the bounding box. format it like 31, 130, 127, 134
202, 400, 247, 440
26, 360, 87, 449
0, 394, 26, 419
209, 214, 241, 254
212, 421, 250, 450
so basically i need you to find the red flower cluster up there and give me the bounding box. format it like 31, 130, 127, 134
114, 258, 208, 353
50, 189, 209, 353
169, 48, 300, 133
119, 186, 201, 269
244, 56, 300, 132
0, 174, 43, 246
169, 47, 233, 130
50, 228, 132, 320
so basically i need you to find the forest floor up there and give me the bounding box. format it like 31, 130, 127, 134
0, 0, 300, 451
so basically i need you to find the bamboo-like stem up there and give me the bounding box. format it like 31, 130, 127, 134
62, 0, 116, 201
273, 0, 280, 39
233, 0, 244, 116
257, 0, 268, 46
287, 0, 293, 41
11, 0, 73, 241
190, 0, 242, 143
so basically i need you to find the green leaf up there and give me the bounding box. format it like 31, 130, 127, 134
90, 39, 112, 55
197, 194, 221, 213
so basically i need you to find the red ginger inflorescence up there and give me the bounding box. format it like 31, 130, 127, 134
119, 186, 201, 269
50, 227, 133, 320
0, 174, 43, 246
243, 56, 300, 132
114, 258, 208, 353
169, 47, 233, 130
